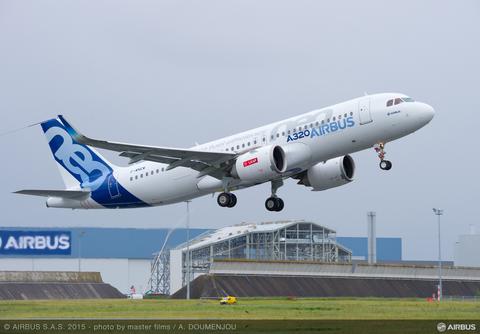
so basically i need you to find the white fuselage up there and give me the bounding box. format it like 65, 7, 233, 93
88, 92, 433, 208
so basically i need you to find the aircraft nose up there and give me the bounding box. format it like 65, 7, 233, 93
419, 102, 435, 123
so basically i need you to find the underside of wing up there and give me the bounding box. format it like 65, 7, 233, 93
14, 189, 90, 200
58, 115, 236, 178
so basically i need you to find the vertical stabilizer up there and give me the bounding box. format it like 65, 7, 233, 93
40, 117, 116, 191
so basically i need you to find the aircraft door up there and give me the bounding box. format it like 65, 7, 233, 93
107, 174, 121, 199
358, 97, 373, 125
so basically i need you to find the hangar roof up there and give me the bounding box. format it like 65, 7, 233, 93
174, 220, 337, 252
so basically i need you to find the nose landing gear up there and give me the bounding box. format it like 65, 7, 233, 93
379, 160, 392, 170
374, 143, 392, 170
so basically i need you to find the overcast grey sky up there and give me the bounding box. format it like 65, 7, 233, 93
1, 0, 479, 260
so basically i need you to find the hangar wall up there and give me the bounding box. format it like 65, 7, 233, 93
1, 225, 403, 295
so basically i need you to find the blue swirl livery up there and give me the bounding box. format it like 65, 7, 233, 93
40, 117, 149, 208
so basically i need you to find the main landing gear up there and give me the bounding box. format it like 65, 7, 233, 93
217, 177, 237, 208
265, 197, 284, 212
265, 179, 284, 212
217, 192, 237, 208
216, 179, 286, 212
374, 142, 392, 171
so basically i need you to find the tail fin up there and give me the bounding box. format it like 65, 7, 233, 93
41, 117, 116, 191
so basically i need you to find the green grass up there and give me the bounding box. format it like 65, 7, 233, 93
0, 298, 479, 319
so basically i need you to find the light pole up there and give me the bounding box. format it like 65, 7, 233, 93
185, 201, 191, 300
432, 208, 443, 301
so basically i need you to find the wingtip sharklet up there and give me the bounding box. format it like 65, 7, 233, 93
57, 115, 86, 142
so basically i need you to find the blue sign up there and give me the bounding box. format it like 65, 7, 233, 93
0, 230, 71, 255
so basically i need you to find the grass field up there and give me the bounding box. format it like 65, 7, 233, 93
0, 298, 479, 319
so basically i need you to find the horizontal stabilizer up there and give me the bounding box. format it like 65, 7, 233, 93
14, 189, 90, 200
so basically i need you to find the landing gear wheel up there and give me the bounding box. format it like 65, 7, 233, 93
276, 198, 284, 211
374, 143, 392, 171
217, 192, 237, 208
265, 197, 276, 211
226, 193, 237, 208
379, 160, 392, 171
265, 197, 284, 212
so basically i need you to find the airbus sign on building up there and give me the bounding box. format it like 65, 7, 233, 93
0, 230, 71, 255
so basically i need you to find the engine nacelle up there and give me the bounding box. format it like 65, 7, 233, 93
300, 155, 355, 191
281, 142, 312, 172
232, 145, 286, 182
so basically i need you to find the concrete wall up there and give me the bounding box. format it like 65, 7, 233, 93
0, 258, 150, 294
455, 235, 480, 268
172, 274, 480, 299
0, 271, 102, 283
210, 260, 480, 281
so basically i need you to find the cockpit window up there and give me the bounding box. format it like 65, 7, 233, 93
386, 99, 393, 107
394, 98, 402, 105
402, 97, 415, 102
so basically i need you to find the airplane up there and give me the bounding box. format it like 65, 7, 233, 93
15, 93, 434, 212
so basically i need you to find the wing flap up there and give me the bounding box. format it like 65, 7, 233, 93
14, 189, 90, 200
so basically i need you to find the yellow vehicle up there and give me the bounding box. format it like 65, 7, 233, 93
220, 296, 237, 305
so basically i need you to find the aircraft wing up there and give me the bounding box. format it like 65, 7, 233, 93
58, 115, 236, 178
14, 189, 90, 199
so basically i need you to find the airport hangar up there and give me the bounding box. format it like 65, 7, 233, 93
1, 220, 479, 299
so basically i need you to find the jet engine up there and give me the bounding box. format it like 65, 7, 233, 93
297, 155, 355, 191
231, 145, 286, 182
231, 143, 312, 183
